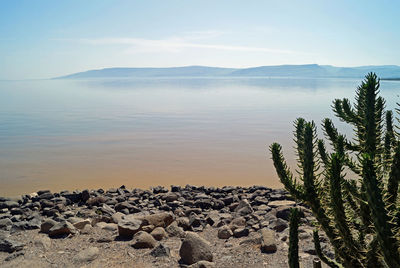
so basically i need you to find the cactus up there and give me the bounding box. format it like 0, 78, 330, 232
288, 208, 300, 268
270, 73, 400, 267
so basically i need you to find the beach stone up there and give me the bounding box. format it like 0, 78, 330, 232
131, 231, 157, 249
0, 218, 12, 230
0, 237, 24, 253
233, 227, 249, 238
230, 217, 246, 231
111, 212, 125, 224
96, 222, 118, 232
0, 201, 19, 209
150, 227, 167, 241
73, 219, 91, 229
217, 225, 233, 239
118, 216, 143, 237
73, 247, 99, 263
165, 221, 186, 238
275, 206, 292, 221
235, 199, 253, 215
40, 218, 57, 234
268, 200, 296, 208
48, 221, 76, 237
81, 190, 90, 202
179, 232, 213, 265
270, 218, 288, 232
260, 228, 277, 253
150, 243, 171, 257
142, 212, 174, 228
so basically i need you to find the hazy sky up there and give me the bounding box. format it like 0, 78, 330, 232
1, 0, 399, 79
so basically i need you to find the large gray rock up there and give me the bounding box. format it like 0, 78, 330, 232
48, 221, 76, 237
260, 228, 277, 253
131, 231, 157, 249
118, 216, 143, 237
179, 232, 213, 265
73, 247, 99, 263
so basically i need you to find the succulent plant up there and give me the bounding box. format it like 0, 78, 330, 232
271, 73, 400, 267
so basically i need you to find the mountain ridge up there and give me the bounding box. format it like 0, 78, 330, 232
54, 64, 400, 79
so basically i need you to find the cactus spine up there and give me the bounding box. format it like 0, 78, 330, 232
271, 73, 400, 267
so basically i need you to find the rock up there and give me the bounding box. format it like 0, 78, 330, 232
131, 231, 157, 249
150, 227, 167, 241
230, 217, 246, 231
81, 189, 90, 202
40, 219, 57, 234
0, 201, 19, 209
96, 222, 118, 232
118, 216, 143, 237
217, 225, 233, 239
165, 221, 186, 238
0, 237, 24, 253
235, 199, 253, 216
150, 243, 171, 257
48, 221, 76, 237
0, 218, 12, 230
270, 218, 288, 232
163, 192, 179, 202
188, 260, 215, 268
233, 227, 249, 238
73, 219, 91, 229
275, 206, 292, 221
111, 212, 125, 224
86, 196, 107, 207
179, 232, 213, 265
80, 224, 93, 234
303, 244, 316, 255
176, 217, 191, 231
142, 212, 174, 228
268, 200, 296, 208
260, 228, 277, 253
34, 236, 52, 250
73, 247, 99, 263
239, 232, 262, 245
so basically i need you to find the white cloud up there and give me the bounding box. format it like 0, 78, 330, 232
78, 35, 300, 55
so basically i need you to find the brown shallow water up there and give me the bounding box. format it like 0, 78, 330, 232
1, 77, 399, 196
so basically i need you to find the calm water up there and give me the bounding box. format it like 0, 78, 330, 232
0, 77, 399, 196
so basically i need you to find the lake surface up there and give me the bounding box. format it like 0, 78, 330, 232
0, 77, 399, 196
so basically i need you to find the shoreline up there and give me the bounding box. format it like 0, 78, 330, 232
0, 185, 330, 267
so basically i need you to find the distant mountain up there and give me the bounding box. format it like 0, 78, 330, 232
55, 64, 400, 79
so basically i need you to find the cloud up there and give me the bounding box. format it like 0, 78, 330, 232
79, 36, 298, 55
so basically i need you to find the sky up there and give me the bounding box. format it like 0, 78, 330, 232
0, 0, 399, 80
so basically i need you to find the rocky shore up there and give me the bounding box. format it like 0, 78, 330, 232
0, 185, 331, 267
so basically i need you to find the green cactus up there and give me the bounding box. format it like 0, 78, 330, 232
270, 73, 400, 267
288, 208, 300, 268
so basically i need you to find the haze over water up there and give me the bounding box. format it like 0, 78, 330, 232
0, 77, 399, 196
